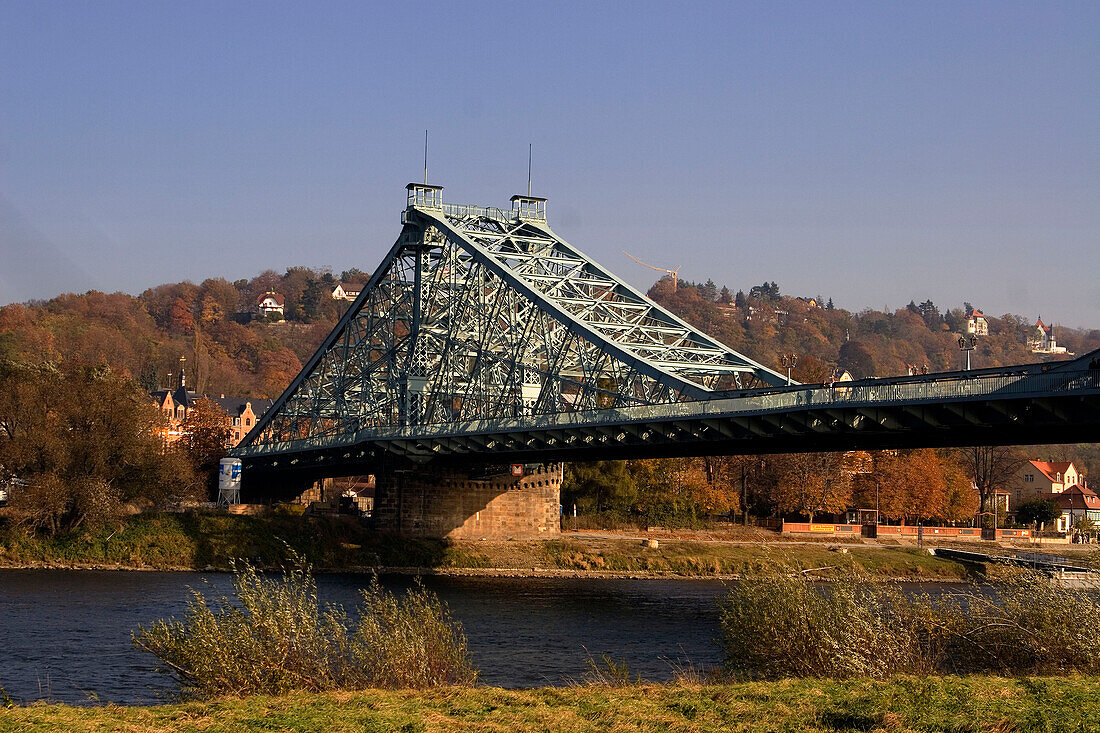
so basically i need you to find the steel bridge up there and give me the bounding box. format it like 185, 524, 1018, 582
234, 184, 1100, 481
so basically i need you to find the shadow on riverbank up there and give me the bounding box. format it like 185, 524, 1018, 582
0, 510, 998, 580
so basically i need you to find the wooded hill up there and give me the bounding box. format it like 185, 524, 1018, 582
646, 276, 1100, 382
3, 268, 1098, 524
2, 268, 1096, 401
0, 267, 370, 399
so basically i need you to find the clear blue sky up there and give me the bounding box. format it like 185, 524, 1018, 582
2, 2, 1098, 326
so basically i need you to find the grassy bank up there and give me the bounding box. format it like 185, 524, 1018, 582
4, 677, 1100, 732
0, 511, 974, 579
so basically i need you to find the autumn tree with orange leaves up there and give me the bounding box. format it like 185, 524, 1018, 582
766, 452, 852, 521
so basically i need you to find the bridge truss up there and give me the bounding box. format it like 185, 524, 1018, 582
237, 185, 787, 461
235, 185, 1100, 474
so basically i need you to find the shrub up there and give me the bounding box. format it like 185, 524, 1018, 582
133, 553, 476, 697
720, 568, 1100, 679
719, 570, 935, 680
355, 577, 477, 688
935, 571, 1100, 675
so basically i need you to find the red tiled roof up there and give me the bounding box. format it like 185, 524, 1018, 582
1030, 460, 1075, 483
1056, 485, 1100, 510
969, 310, 985, 318
255, 291, 285, 306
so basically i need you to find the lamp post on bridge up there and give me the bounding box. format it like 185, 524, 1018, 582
780, 353, 798, 386
958, 335, 977, 371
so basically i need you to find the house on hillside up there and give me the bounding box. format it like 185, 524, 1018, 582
151, 357, 201, 442
150, 357, 273, 448
331, 282, 363, 301
1030, 317, 1069, 355
212, 396, 275, 446
966, 309, 988, 336
255, 290, 285, 320
1054, 484, 1100, 533
1007, 459, 1081, 507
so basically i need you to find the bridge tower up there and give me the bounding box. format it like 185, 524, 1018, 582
233, 183, 791, 536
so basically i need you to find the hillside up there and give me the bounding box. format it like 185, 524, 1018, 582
0, 267, 369, 399
646, 277, 1100, 382
2, 268, 1095, 402
3, 268, 1099, 524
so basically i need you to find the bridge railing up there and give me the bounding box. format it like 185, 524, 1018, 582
236, 369, 1100, 456
440, 202, 516, 222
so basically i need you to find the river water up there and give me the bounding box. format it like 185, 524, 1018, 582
0, 570, 733, 705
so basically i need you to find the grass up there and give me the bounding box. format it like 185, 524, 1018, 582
0, 512, 454, 570
537, 538, 971, 580
4, 677, 1100, 732
0, 511, 977, 579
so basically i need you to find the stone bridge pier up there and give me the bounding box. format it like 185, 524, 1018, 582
372, 463, 563, 539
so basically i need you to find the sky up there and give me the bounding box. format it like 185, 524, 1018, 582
1, 2, 1098, 327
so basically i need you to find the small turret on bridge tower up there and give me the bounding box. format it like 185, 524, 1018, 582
406, 182, 443, 210
510, 194, 547, 223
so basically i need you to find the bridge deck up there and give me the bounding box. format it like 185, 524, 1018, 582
237, 358, 1100, 471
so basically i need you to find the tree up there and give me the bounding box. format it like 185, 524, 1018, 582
1015, 498, 1061, 529
938, 453, 980, 523
838, 341, 876, 378
749, 281, 781, 301
340, 268, 371, 285
1, 361, 198, 535
766, 452, 851, 521
916, 300, 941, 330
563, 460, 636, 515
718, 286, 733, 305
168, 297, 194, 334
180, 397, 232, 497
301, 278, 323, 322
956, 446, 1025, 525
630, 457, 718, 524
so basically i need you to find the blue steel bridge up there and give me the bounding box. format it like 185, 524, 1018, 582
233, 184, 1100, 486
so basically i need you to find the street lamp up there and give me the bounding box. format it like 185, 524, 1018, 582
780, 353, 797, 385
957, 335, 977, 371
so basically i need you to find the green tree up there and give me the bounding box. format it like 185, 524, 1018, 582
563, 461, 636, 515
301, 278, 323, 322
1015, 498, 1062, 528
838, 340, 876, 378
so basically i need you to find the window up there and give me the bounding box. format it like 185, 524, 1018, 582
233, 417, 240, 426
246, 418, 251, 426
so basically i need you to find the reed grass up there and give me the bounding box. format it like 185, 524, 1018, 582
132, 553, 475, 697
720, 567, 1100, 679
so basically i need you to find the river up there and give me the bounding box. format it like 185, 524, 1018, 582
0, 570, 733, 705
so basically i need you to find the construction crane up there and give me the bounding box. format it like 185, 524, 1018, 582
622, 250, 682, 291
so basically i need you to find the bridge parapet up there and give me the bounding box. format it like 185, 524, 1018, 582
235, 366, 1100, 459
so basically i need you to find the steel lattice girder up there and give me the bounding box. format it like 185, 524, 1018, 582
236, 199, 789, 457
239, 379, 1100, 472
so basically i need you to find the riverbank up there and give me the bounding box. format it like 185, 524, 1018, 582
5, 510, 1088, 580
0, 511, 987, 579
4, 677, 1098, 732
